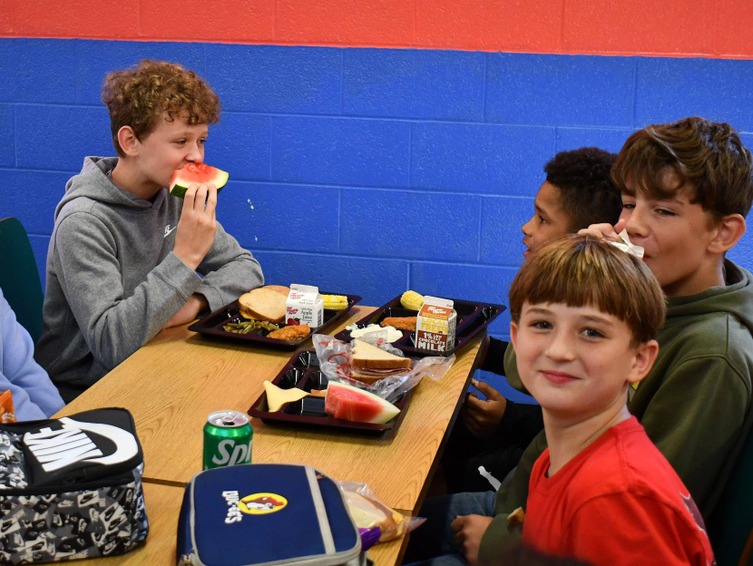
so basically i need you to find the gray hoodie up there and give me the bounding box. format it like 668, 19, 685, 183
36, 156, 264, 401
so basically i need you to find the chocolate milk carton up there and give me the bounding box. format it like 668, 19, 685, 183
286, 284, 324, 328
415, 296, 457, 353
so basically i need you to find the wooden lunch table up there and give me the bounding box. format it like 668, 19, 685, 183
55, 305, 488, 565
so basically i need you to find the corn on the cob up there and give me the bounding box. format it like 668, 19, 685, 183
400, 290, 424, 311
322, 294, 349, 310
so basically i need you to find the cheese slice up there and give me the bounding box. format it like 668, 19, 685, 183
264, 380, 309, 412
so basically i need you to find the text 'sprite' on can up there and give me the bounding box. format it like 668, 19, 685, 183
203, 410, 253, 470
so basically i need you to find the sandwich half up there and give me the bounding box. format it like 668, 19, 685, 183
351, 339, 412, 383
238, 286, 288, 322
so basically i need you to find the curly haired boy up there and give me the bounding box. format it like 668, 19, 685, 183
36, 60, 264, 401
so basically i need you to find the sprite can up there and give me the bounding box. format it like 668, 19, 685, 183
203, 410, 253, 470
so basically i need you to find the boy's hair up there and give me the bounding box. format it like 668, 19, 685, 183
509, 234, 666, 346
612, 116, 753, 220
102, 59, 221, 157
545, 147, 622, 231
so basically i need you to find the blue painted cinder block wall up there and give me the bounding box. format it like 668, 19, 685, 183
2, 38, 753, 346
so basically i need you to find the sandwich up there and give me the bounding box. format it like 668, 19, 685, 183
342, 489, 406, 542
238, 286, 288, 323
350, 339, 412, 383
265, 285, 291, 297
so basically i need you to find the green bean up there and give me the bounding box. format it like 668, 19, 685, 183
223, 320, 280, 334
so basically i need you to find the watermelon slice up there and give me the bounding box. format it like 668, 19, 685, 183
325, 381, 400, 424
168, 162, 229, 198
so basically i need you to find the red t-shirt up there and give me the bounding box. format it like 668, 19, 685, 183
523, 417, 715, 566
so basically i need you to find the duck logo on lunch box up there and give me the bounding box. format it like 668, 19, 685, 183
222, 490, 288, 524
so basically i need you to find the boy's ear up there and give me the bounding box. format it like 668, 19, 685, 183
708, 213, 746, 254
626, 339, 659, 386
510, 321, 518, 350
116, 126, 140, 157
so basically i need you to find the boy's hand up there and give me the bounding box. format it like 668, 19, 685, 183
577, 218, 626, 241
163, 294, 208, 329
173, 183, 218, 270
451, 514, 493, 565
463, 379, 507, 437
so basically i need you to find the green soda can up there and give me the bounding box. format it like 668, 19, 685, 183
203, 410, 253, 469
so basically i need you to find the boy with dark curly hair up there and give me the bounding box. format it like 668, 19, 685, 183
36, 60, 264, 401
520, 147, 622, 257
442, 147, 621, 493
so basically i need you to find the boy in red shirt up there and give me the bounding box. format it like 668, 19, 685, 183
509, 234, 714, 565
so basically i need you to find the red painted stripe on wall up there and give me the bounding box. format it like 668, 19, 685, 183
2, 0, 752, 59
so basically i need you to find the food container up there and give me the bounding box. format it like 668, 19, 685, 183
248, 350, 412, 436
334, 295, 505, 357
415, 296, 457, 354
286, 284, 324, 328
188, 293, 361, 350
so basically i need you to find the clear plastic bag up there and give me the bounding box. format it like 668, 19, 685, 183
312, 333, 455, 404
337, 480, 425, 547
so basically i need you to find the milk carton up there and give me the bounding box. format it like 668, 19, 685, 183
415, 296, 457, 353
286, 284, 324, 328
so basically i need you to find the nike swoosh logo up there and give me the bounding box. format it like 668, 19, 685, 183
164, 225, 177, 238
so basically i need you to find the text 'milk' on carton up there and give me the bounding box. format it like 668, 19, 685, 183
286, 284, 324, 328
416, 296, 457, 353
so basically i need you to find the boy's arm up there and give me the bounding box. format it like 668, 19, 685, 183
464, 381, 543, 441
633, 355, 750, 515
490, 341, 543, 441
1, 293, 64, 419
53, 214, 203, 369
162, 293, 208, 329
465, 340, 542, 438
565, 493, 711, 566
494, 400, 543, 446
478, 430, 547, 565
193, 222, 264, 312
450, 514, 494, 565
479, 337, 509, 374
463, 338, 510, 436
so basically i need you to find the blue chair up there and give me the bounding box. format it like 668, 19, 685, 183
0, 217, 44, 343
708, 422, 753, 565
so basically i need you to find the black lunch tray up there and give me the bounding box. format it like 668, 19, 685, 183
334, 295, 506, 357
188, 293, 362, 350
248, 350, 412, 436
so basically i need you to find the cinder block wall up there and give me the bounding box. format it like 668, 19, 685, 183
2, 2, 753, 344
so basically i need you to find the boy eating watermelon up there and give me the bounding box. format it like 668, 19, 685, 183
36, 59, 264, 402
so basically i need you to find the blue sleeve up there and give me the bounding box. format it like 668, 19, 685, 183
0, 290, 65, 420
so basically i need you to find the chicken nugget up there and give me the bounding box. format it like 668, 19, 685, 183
266, 323, 311, 341
380, 316, 416, 332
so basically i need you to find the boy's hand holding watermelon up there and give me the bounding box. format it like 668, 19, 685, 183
173, 182, 217, 271
170, 162, 228, 270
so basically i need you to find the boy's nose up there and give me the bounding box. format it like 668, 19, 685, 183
544, 332, 575, 361
522, 217, 534, 236
623, 208, 649, 238
185, 143, 203, 162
